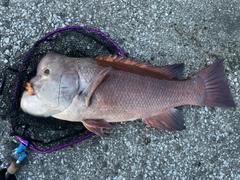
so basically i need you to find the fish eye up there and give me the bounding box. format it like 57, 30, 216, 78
43, 69, 50, 76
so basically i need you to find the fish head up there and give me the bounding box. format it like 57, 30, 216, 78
20, 52, 80, 117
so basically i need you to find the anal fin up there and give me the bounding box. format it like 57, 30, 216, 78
82, 119, 113, 136
143, 108, 186, 131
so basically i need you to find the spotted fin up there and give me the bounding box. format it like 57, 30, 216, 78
143, 108, 186, 131
95, 55, 184, 80
82, 119, 113, 136
82, 67, 111, 107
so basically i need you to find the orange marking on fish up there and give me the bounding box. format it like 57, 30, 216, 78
26, 82, 34, 96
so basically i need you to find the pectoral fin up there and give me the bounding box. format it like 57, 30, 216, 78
143, 108, 186, 131
82, 119, 113, 136
82, 67, 111, 107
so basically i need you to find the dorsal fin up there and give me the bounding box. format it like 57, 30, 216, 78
95, 55, 184, 80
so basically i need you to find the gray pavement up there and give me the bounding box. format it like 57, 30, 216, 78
0, 0, 239, 179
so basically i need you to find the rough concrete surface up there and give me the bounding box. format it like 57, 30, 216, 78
0, 0, 239, 179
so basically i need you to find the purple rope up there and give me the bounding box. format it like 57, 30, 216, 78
11, 125, 94, 154
11, 26, 125, 153
16, 133, 94, 154
40, 26, 126, 58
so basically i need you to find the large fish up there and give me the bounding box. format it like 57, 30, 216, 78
20, 52, 235, 136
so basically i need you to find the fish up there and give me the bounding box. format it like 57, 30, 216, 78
20, 52, 236, 136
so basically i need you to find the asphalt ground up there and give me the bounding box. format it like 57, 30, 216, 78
0, 0, 239, 179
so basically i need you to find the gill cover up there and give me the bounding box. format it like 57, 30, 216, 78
20, 52, 79, 116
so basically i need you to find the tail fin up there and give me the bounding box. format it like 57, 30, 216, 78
197, 59, 235, 107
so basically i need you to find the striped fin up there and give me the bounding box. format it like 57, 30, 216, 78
95, 55, 184, 80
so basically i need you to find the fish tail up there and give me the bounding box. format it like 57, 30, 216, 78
196, 59, 235, 107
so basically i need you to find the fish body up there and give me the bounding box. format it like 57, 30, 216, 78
20, 52, 235, 136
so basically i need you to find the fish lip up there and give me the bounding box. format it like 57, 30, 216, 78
26, 82, 36, 96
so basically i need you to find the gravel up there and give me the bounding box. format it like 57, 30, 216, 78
0, 0, 239, 179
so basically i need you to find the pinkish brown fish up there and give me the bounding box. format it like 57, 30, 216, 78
20, 52, 235, 136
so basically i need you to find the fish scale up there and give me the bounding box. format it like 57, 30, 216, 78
85, 71, 202, 121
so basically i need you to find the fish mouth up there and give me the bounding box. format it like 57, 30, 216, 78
26, 82, 35, 96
